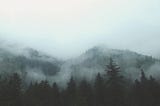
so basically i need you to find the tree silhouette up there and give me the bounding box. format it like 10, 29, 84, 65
133, 70, 160, 106
0, 73, 22, 106
0, 59, 160, 106
64, 76, 77, 106
105, 58, 126, 106
77, 79, 93, 106
94, 73, 106, 106
51, 82, 61, 106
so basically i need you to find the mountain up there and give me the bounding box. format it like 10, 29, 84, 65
0, 46, 62, 83
0, 45, 160, 85
59, 46, 160, 82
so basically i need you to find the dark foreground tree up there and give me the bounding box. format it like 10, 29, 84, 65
24, 80, 52, 106
77, 79, 93, 106
51, 82, 61, 106
94, 73, 106, 106
63, 77, 77, 106
132, 69, 160, 106
0, 59, 160, 106
105, 58, 126, 106
0, 73, 22, 106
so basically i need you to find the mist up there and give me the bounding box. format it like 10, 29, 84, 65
0, 0, 160, 87
1, 0, 160, 105
0, 0, 160, 59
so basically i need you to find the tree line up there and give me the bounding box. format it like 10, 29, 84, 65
0, 58, 160, 106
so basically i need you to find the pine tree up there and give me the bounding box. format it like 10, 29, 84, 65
148, 76, 160, 106
25, 80, 52, 106
51, 82, 61, 106
77, 79, 93, 106
0, 76, 10, 106
94, 73, 105, 106
9, 73, 22, 106
24, 82, 39, 106
65, 76, 77, 106
133, 70, 160, 106
0, 73, 23, 106
105, 58, 126, 106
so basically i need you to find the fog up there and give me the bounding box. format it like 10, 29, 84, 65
0, 0, 160, 59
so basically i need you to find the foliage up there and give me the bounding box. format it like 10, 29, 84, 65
0, 59, 160, 106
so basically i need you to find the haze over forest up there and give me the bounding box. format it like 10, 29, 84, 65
0, 0, 160, 59
0, 0, 160, 106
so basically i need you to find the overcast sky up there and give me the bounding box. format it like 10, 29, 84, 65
0, 0, 160, 59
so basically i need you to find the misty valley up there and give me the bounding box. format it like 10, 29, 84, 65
0, 45, 160, 106
1, 0, 160, 105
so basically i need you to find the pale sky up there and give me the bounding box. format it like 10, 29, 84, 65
0, 0, 160, 59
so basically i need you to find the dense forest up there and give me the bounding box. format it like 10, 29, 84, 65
0, 58, 160, 106
1, 46, 159, 86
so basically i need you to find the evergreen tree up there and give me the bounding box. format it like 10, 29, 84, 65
133, 70, 160, 106
77, 79, 93, 106
65, 77, 77, 106
24, 82, 39, 106
51, 82, 61, 106
105, 58, 126, 106
0, 73, 22, 106
8, 73, 22, 106
24, 80, 52, 106
148, 76, 160, 106
94, 73, 106, 106
0, 77, 10, 106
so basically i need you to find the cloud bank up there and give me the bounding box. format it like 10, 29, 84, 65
0, 0, 160, 59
